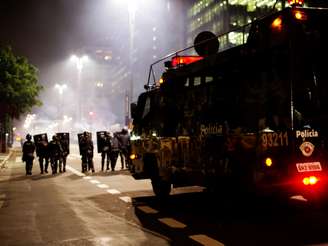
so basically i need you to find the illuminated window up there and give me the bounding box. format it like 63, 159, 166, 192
194, 77, 201, 86
247, 1, 256, 11
205, 77, 214, 83
185, 78, 190, 87
228, 31, 244, 45
204, 10, 212, 23
187, 0, 279, 50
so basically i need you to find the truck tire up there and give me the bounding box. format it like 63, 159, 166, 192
151, 177, 171, 198
143, 153, 171, 197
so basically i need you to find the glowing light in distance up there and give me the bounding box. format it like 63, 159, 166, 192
265, 158, 273, 167
271, 17, 282, 30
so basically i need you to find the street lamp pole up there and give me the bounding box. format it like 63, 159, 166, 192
70, 55, 88, 123
54, 83, 67, 131
127, 1, 137, 127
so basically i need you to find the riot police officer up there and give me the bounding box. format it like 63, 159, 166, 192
118, 128, 131, 169
58, 133, 69, 172
36, 134, 49, 174
100, 132, 111, 171
80, 132, 94, 173
22, 134, 36, 175
48, 135, 63, 174
110, 132, 120, 171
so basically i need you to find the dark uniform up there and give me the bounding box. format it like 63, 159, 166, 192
57, 133, 69, 172
118, 129, 131, 169
22, 134, 36, 175
34, 134, 49, 174
100, 132, 112, 171
48, 135, 63, 174
110, 132, 120, 171
80, 132, 94, 173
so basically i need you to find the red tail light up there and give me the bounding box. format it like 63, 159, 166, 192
303, 176, 319, 186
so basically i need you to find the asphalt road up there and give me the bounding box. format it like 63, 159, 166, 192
1, 148, 328, 246
0, 150, 169, 246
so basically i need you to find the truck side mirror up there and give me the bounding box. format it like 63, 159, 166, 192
130, 103, 138, 120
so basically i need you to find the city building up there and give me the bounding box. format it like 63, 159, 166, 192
186, 0, 286, 51
186, 0, 328, 52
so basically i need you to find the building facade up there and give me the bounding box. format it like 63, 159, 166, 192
186, 0, 287, 51
186, 0, 328, 51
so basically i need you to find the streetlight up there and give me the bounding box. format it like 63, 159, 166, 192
54, 83, 67, 124
127, 1, 137, 126
70, 55, 89, 73
88, 111, 96, 133
62, 115, 73, 132
112, 0, 138, 127
54, 83, 67, 95
70, 54, 89, 122
63, 115, 72, 124
23, 114, 36, 130
96, 81, 104, 88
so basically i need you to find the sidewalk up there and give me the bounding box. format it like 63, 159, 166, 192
0, 149, 14, 169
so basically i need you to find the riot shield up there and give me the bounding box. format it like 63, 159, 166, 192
96, 131, 108, 153
33, 133, 48, 157
56, 132, 70, 155
78, 132, 92, 155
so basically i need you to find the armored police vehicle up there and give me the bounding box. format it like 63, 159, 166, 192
129, 1, 328, 202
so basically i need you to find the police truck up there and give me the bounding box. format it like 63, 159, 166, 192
129, 1, 328, 202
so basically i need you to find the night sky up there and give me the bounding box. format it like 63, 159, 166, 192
0, 0, 126, 82
0, 1, 82, 69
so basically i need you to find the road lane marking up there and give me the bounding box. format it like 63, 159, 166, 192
137, 206, 159, 214
66, 165, 126, 200
97, 184, 109, 189
15, 157, 22, 163
158, 218, 187, 229
68, 154, 80, 159
107, 189, 121, 194
119, 196, 132, 203
90, 180, 100, 184
189, 234, 225, 246
66, 165, 85, 177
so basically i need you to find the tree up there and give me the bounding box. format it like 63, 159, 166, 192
0, 46, 43, 152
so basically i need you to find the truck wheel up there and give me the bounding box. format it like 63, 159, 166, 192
151, 177, 171, 198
